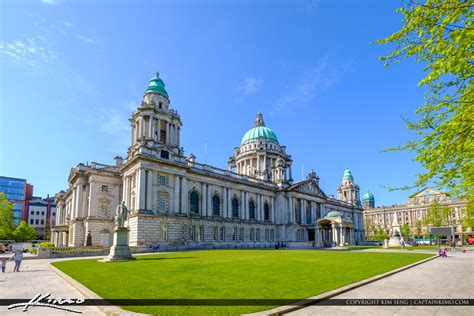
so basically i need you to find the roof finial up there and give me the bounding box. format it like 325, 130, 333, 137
155, 71, 160, 77
254, 112, 265, 127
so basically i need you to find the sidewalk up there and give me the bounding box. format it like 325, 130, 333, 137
0, 258, 104, 315
286, 251, 474, 315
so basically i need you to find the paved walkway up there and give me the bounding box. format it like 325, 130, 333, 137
0, 257, 104, 315
287, 251, 474, 315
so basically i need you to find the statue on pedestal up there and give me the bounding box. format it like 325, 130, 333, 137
388, 212, 402, 247
102, 201, 135, 262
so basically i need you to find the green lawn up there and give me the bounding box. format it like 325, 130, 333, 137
52, 250, 433, 315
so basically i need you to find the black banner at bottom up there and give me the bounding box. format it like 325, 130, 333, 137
1, 298, 473, 306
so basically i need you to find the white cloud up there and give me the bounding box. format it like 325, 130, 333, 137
239, 77, 263, 95
274, 57, 342, 111
41, 0, 58, 5
0, 38, 56, 67
76, 34, 95, 44
64, 21, 73, 27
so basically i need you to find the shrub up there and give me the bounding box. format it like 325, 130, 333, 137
38, 242, 55, 248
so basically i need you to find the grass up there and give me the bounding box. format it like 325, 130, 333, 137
52, 250, 433, 315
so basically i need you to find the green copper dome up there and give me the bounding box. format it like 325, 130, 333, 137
363, 191, 375, 202
145, 72, 168, 98
241, 113, 279, 145
343, 169, 353, 180
325, 211, 343, 218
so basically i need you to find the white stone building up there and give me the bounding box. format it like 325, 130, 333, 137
52, 73, 365, 249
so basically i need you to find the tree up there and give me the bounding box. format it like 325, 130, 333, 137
461, 198, 474, 230
401, 223, 412, 240
374, 227, 389, 241
13, 221, 37, 242
377, 0, 474, 199
0, 192, 15, 240
415, 220, 423, 238
424, 201, 451, 227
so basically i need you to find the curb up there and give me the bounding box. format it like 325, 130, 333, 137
246, 254, 438, 316
49, 263, 147, 316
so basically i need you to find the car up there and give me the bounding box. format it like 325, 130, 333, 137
467, 237, 474, 245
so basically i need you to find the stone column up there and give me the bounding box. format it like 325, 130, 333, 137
244, 192, 249, 220
137, 169, 146, 211
240, 191, 245, 220
341, 226, 345, 246
256, 194, 260, 221
288, 197, 293, 224
311, 202, 316, 224
148, 116, 153, 138
300, 199, 306, 225
181, 177, 188, 214
222, 187, 227, 218
123, 176, 129, 208
270, 196, 275, 223
166, 122, 170, 144
174, 175, 180, 213
207, 184, 212, 217
146, 170, 153, 211
201, 183, 207, 216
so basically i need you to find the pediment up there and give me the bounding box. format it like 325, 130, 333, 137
413, 188, 444, 198
288, 179, 326, 198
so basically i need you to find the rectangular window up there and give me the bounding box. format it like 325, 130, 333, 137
37, 211, 40, 215
40, 219, 44, 225
256, 228, 260, 241
239, 227, 244, 241
250, 228, 254, 241
30, 219, 33, 225
232, 227, 237, 241
213, 227, 218, 241
199, 226, 204, 242
159, 175, 167, 186
157, 194, 169, 213
30, 211, 34, 215
101, 185, 109, 193
41, 211, 45, 216
220, 227, 225, 241
52, 212, 56, 217
35, 219, 39, 225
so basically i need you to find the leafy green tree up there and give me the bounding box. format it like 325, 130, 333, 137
378, 0, 474, 198
415, 220, 422, 238
401, 223, 412, 240
0, 192, 15, 239
374, 227, 389, 241
13, 221, 37, 242
423, 229, 431, 239
461, 198, 474, 230
424, 201, 451, 227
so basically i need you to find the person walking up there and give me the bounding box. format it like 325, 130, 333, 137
451, 241, 456, 253
11, 249, 23, 272
1, 259, 6, 272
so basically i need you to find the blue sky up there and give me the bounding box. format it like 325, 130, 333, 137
0, 0, 427, 206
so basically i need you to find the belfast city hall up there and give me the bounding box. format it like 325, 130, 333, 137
51, 72, 366, 250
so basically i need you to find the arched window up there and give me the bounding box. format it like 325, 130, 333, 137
264, 202, 270, 221
232, 197, 239, 218
249, 200, 255, 219
212, 195, 220, 216
190, 191, 199, 214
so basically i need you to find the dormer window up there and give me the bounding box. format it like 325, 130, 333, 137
159, 101, 163, 109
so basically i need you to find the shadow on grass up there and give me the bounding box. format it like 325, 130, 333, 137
137, 257, 197, 261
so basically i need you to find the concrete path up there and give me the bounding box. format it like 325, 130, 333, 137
0, 257, 104, 316
287, 251, 474, 315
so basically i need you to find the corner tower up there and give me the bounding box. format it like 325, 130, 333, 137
127, 72, 183, 161
362, 190, 375, 209
337, 169, 361, 206
228, 112, 292, 184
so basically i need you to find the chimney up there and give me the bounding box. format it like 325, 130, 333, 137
114, 156, 124, 167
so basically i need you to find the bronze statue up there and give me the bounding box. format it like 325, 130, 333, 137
115, 201, 129, 228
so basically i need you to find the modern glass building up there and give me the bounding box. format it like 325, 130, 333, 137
0, 176, 28, 226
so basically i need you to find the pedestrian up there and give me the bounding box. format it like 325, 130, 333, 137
401, 239, 405, 250
451, 241, 456, 253
11, 249, 23, 272
1, 259, 6, 272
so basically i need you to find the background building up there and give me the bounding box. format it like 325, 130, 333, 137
28, 197, 57, 239
363, 188, 470, 240
0, 176, 33, 226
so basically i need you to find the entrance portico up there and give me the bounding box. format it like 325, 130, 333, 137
316, 211, 354, 247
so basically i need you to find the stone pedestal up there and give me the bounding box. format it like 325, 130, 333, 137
102, 228, 135, 262
388, 236, 401, 247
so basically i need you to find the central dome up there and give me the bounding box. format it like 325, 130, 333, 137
241, 113, 279, 145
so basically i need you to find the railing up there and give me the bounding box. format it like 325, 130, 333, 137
37, 246, 110, 258
91, 162, 119, 172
